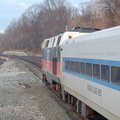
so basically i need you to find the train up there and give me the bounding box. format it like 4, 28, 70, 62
42, 27, 100, 86
42, 26, 120, 120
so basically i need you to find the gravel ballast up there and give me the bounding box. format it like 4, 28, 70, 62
0, 59, 81, 120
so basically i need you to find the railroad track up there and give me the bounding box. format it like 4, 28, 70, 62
18, 59, 87, 119
0, 58, 6, 65
17, 59, 42, 80
0, 54, 42, 81
19, 59, 61, 98
0, 62, 3, 65
0, 54, 42, 69
0, 54, 83, 120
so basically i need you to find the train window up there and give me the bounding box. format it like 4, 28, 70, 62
111, 66, 120, 85
52, 38, 56, 46
65, 61, 68, 70
86, 63, 92, 76
93, 64, 100, 79
67, 61, 71, 70
71, 61, 75, 71
80, 62, 85, 74
65, 61, 71, 70
75, 62, 79, 73
56, 36, 61, 46
66, 41, 69, 44
41, 42, 45, 48
45, 41, 49, 48
101, 65, 109, 81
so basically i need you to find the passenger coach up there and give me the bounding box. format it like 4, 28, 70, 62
61, 26, 120, 120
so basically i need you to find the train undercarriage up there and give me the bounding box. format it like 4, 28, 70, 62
42, 73, 107, 120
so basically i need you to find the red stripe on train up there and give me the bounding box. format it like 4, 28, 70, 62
42, 59, 60, 77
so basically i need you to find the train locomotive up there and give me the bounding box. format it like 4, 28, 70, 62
42, 26, 120, 120
42, 27, 99, 87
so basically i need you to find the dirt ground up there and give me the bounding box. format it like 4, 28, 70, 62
0, 59, 81, 120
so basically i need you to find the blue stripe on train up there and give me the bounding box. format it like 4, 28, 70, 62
62, 57, 120, 91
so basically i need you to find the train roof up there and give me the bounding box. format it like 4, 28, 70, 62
68, 27, 101, 33
42, 27, 98, 48
62, 26, 120, 45
42, 27, 101, 48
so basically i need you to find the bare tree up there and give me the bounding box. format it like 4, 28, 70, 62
98, 0, 120, 27
78, 1, 100, 27
3, 0, 120, 52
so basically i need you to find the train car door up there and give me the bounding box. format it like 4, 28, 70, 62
53, 58, 57, 75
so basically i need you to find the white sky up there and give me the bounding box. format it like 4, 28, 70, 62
0, 0, 90, 32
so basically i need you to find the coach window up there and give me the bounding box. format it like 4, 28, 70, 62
86, 63, 92, 76
80, 62, 85, 74
111, 66, 120, 85
67, 61, 71, 70
65, 61, 68, 70
56, 36, 61, 46
93, 64, 100, 79
75, 62, 79, 73
101, 65, 109, 81
71, 61, 75, 71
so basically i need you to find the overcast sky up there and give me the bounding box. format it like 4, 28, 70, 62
0, 0, 89, 33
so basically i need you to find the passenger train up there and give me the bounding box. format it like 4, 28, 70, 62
42, 26, 120, 120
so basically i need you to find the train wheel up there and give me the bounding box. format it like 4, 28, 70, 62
55, 84, 61, 97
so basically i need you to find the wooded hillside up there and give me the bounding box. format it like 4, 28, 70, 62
0, 0, 120, 52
